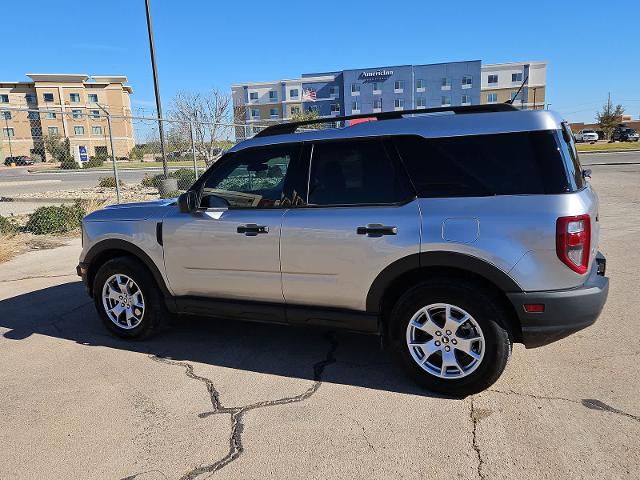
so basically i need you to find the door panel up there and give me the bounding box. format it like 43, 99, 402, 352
163, 208, 285, 302
280, 201, 421, 312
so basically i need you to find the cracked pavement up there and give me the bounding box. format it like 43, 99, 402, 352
1, 163, 640, 479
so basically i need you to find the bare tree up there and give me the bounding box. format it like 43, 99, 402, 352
170, 89, 235, 166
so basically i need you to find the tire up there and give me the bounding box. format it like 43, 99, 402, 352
389, 278, 511, 396
93, 256, 167, 339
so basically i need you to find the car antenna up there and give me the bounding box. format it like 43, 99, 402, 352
505, 75, 529, 105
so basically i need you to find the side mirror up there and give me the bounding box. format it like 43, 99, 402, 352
178, 191, 198, 213
200, 194, 230, 209
582, 169, 592, 179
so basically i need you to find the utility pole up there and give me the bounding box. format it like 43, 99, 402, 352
144, 0, 168, 178
4, 113, 13, 158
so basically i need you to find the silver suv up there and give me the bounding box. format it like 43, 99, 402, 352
77, 105, 609, 395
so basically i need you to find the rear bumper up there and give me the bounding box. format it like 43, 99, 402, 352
508, 253, 609, 348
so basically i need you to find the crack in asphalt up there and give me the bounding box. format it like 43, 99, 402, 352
469, 397, 486, 480
0, 273, 77, 283
488, 388, 640, 423
142, 333, 338, 480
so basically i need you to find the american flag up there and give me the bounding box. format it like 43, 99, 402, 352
302, 88, 317, 101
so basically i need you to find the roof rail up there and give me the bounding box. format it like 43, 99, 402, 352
253, 103, 519, 138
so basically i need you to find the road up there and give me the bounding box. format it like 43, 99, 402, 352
0, 163, 638, 479
0, 150, 638, 199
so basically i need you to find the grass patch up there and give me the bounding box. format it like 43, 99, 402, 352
577, 142, 640, 152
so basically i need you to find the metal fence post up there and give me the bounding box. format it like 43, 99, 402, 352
189, 120, 198, 177
106, 113, 122, 203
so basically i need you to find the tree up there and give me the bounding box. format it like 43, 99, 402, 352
290, 109, 324, 129
44, 135, 74, 167
169, 89, 235, 167
596, 96, 625, 140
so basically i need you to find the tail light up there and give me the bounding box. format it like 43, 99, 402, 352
556, 214, 591, 274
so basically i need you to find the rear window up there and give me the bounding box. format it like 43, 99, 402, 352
394, 131, 577, 197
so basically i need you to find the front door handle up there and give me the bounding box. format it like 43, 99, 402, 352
237, 224, 269, 236
356, 224, 398, 236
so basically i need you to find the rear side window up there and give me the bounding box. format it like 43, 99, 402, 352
560, 122, 585, 190
394, 131, 574, 197
308, 138, 413, 206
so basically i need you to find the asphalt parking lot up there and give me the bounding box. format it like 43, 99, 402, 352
1, 162, 639, 480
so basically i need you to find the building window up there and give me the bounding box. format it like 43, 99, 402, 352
441, 96, 451, 106
394, 80, 404, 92
488, 74, 498, 84
69, 93, 80, 103
3, 128, 14, 137
0, 94, 9, 103
90, 110, 100, 119
441, 77, 451, 89
512, 72, 523, 82
249, 92, 258, 101
290, 106, 300, 115
46, 112, 57, 119
289, 88, 299, 98
31, 127, 42, 137
351, 100, 360, 112
372, 82, 381, 93
373, 98, 383, 110
487, 93, 498, 103
330, 103, 341, 113
25, 94, 36, 103
461, 95, 471, 105
416, 79, 425, 91
416, 97, 426, 108
251, 109, 260, 118
511, 91, 523, 102
92, 126, 103, 135
72, 109, 82, 119
462, 75, 473, 87
48, 126, 59, 136
43, 93, 54, 102
270, 108, 279, 117
394, 98, 404, 110
28, 111, 40, 120
351, 83, 360, 95
88, 93, 98, 103
330, 85, 339, 97
308, 105, 319, 114
2, 111, 11, 120
74, 126, 85, 135
269, 91, 278, 101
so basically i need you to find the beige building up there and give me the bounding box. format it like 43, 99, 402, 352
0, 74, 135, 161
481, 61, 547, 109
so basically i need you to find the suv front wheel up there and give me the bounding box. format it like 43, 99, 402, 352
93, 256, 166, 339
390, 279, 511, 396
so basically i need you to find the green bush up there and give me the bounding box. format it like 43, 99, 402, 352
170, 168, 196, 190
86, 155, 106, 168
25, 204, 85, 235
60, 157, 79, 170
141, 174, 158, 188
97, 176, 123, 188
0, 215, 18, 235
160, 190, 182, 199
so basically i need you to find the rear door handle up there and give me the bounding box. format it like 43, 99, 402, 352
237, 224, 269, 236
356, 224, 398, 236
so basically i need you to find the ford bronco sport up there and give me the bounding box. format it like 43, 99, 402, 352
77, 104, 609, 395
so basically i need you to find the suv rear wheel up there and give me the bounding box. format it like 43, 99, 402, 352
93, 256, 166, 339
390, 279, 511, 396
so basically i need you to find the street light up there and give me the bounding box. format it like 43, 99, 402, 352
144, 0, 168, 179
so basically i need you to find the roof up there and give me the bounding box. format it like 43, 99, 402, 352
229, 109, 564, 153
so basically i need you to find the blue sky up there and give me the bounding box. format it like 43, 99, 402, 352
4, 0, 637, 122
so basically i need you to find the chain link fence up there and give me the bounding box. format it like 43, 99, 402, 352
0, 105, 269, 239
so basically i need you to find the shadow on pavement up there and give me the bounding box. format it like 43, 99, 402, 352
0, 280, 445, 398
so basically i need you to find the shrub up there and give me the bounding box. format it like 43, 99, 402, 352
60, 156, 79, 169
170, 168, 196, 190
141, 174, 158, 188
97, 176, 124, 188
0, 215, 18, 236
86, 155, 106, 168
160, 190, 182, 199
25, 204, 85, 235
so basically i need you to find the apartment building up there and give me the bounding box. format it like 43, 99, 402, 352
480, 61, 547, 109
0, 73, 135, 160
232, 61, 482, 126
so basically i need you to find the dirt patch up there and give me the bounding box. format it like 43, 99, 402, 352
0, 232, 71, 264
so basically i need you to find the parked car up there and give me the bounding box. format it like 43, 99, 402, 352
77, 105, 609, 396
612, 125, 639, 142
4, 155, 35, 166
574, 129, 599, 143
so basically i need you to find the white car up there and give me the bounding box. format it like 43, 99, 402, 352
575, 129, 599, 143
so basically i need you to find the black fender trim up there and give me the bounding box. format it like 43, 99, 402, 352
83, 239, 173, 301
366, 251, 523, 313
